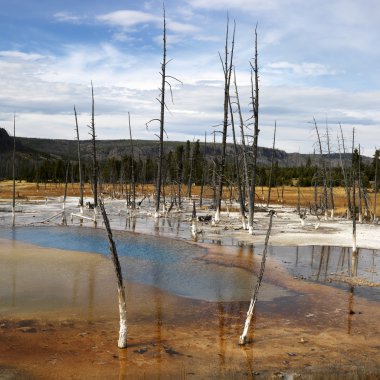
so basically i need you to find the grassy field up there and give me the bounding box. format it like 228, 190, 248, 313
0, 180, 379, 218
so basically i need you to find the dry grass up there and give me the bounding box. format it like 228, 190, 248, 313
0, 181, 379, 218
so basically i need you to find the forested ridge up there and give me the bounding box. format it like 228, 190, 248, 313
0, 127, 378, 189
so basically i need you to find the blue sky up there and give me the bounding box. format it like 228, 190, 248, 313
0, 0, 379, 154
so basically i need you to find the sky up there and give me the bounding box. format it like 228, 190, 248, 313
0, 0, 379, 155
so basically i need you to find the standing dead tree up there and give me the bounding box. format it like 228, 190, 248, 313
99, 199, 128, 348
325, 123, 335, 218
89, 81, 98, 210
266, 121, 277, 207
234, 68, 251, 230
12, 113, 16, 227
239, 210, 275, 344
74, 106, 84, 213
215, 17, 235, 223
248, 25, 260, 234
338, 124, 351, 219
313, 118, 328, 219
352, 129, 357, 257
146, 6, 181, 218
374, 148, 379, 223
128, 112, 136, 211
229, 87, 246, 228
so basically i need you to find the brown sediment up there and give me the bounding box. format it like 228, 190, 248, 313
1, 239, 380, 379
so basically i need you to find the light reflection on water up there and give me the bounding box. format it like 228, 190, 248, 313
0, 226, 289, 303
1, 226, 379, 305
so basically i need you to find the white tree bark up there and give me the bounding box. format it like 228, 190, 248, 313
117, 287, 128, 348
239, 211, 274, 345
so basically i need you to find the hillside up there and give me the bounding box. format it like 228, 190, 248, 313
0, 128, 372, 167
15, 135, 372, 167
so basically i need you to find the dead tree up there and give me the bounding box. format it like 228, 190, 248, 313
74, 106, 84, 212
325, 123, 335, 218
146, 6, 181, 217
99, 199, 128, 348
358, 145, 363, 223
338, 124, 351, 219
128, 113, 136, 210
199, 132, 207, 208
62, 161, 70, 225
215, 17, 235, 222
266, 121, 277, 207
229, 90, 246, 228
239, 210, 275, 344
352, 130, 357, 256
374, 148, 379, 223
248, 25, 260, 234
234, 68, 251, 230
313, 118, 328, 219
89, 81, 98, 208
12, 113, 16, 227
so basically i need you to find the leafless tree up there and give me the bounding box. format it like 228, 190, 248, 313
215, 17, 235, 223
88, 81, 98, 209
374, 148, 379, 223
74, 106, 84, 212
267, 121, 277, 207
338, 124, 351, 219
229, 89, 246, 228
248, 25, 260, 234
128, 112, 136, 210
233, 68, 251, 230
146, 6, 181, 217
99, 199, 128, 348
12, 113, 16, 227
239, 210, 275, 344
313, 118, 328, 219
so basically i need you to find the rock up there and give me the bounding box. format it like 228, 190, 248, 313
18, 327, 37, 333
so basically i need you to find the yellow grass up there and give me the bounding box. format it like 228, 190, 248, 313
0, 180, 379, 218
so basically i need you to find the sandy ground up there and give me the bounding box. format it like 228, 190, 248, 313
1, 183, 380, 379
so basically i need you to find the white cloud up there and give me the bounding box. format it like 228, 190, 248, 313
96, 9, 201, 38
264, 61, 338, 77
0, 50, 43, 61
97, 10, 159, 29
54, 11, 83, 24
187, 0, 291, 12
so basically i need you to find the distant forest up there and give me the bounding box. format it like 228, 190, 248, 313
0, 128, 379, 189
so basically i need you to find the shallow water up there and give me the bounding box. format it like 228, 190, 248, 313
267, 245, 380, 301
0, 226, 290, 303
1, 225, 379, 305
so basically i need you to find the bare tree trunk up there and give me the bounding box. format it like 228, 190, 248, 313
74, 106, 84, 213
128, 113, 136, 211
352, 129, 357, 256
326, 123, 335, 218
248, 25, 260, 234
266, 121, 277, 207
358, 145, 363, 223
239, 210, 275, 345
211, 132, 217, 210
215, 18, 235, 222
374, 148, 379, 223
234, 68, 251, 230
338, 124, 351, 219
314, 118, 328, 219
12, 113, 16, 227
62, 161, 69, 225
99, 199, 128, 348
89, 81, 98, 209
154, 8, 167, 217
229, 91, 245, 228
199, 132, 206, 208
